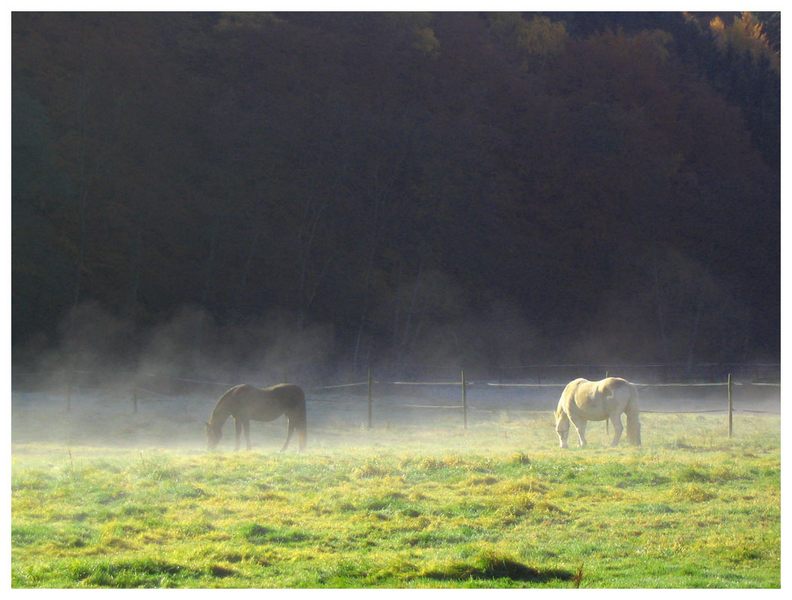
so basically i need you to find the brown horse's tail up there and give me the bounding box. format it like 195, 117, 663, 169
291, 389, 307, 451
625, 383, 641, 446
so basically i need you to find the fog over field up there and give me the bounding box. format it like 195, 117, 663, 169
10, 11, 781, 590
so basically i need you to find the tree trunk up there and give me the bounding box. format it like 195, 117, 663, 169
686, 294, 704, 375
127, 225, 143, 318
194, 220, 219, 370
352, 190, 385, 375
398, 258, 424, 370
239, 228, 260, 304
296, 194, 331, 329
651, 245, 670, 362
69, 65, 90, 335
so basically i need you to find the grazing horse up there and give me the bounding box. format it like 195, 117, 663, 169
555, 377, 641, 448
205, 383, 307, 452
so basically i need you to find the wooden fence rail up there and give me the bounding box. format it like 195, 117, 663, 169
19, 368, 778, 439
309, 371, 779, 437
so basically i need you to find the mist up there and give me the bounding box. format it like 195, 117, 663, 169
9, 12, 781, 590
11, 297, 779, 451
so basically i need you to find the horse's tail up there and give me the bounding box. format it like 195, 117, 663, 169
625, 383, 641, 446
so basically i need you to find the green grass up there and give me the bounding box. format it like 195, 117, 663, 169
11, 413, 780, 588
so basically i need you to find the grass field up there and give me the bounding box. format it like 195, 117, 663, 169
11, 409, 780, 588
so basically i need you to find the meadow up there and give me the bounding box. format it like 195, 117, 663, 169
11, 400, 781, 589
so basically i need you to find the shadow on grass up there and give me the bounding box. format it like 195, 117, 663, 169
241, 523, 311, 545
60, 557, 238, 587
66, 558, 200, 587
421, 555, 574, 583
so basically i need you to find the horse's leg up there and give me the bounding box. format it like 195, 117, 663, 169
569, 415, 588, 447
243, 419, 251, 450
555, 410, 570, 448
609, 413, 624, 447
234, 418, 242, 451
281, 418, 295, 452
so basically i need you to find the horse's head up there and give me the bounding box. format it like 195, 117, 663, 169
205, 421, 222, 450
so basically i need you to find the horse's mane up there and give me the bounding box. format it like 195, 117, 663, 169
208, 385, 243, 429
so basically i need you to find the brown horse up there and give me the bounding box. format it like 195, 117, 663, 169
555, 377, 641, 448
205, 383, 307, 452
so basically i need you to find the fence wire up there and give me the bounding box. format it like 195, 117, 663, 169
15, 369, 780, 422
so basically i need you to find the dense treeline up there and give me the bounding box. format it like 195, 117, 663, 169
12, 12, 780, 376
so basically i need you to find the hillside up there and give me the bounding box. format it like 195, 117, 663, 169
12, 12, 780, 375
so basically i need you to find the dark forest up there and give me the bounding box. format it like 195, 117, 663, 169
12, 12, 780, 379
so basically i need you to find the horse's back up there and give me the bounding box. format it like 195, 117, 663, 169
238, 383, 305, 421
559, 378, 589, 407
218, 384, 255, 405
561, 377, 635, 420
602, 376, 632, 390
599, 377, 636, 404
264, 383, 305, 404
559, 377, 585, 399
234, 383, 304, 401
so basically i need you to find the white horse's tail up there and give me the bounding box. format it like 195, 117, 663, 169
625, 383, 641, 446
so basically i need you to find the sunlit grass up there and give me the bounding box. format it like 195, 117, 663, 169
11, 413, 780, 588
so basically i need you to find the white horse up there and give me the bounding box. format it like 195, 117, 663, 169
555, 377, 641, 448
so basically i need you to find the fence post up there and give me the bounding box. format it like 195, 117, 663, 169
728, 372, 733, 438
367, 368, 373, 430
462, 369, 468, 430
66, 371, 72, 412
132, 388, 138, 413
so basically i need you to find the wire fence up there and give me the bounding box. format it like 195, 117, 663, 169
306, 370, 779, 438
12, 365, 780, 439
